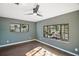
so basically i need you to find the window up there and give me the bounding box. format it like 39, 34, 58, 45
10, 23, 29, 32
43, 24, 69, 41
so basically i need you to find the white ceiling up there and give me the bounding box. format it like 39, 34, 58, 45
0, 3, 79, 22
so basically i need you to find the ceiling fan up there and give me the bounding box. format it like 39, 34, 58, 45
25, 4, 42, 17
14, 3, 42, 17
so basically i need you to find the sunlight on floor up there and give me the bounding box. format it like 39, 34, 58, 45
25, 46, 57, 56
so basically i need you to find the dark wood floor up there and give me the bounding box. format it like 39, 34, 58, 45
0, 41, 73, 56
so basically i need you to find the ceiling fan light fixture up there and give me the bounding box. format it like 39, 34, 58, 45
33, 13, 37, 16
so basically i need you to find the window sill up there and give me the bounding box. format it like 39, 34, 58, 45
51, 39, 70, 44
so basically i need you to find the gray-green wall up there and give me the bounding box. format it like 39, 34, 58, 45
36, 10, 79, 55
0, 17, 36, 45
0, 10, 79, 55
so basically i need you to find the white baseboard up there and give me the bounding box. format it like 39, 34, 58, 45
0, 40, 34, 48
36, 40, 79, 56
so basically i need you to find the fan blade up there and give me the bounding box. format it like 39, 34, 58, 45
37, 13, 42, 17
36, 4, 39, 11
25, 13, 33, 15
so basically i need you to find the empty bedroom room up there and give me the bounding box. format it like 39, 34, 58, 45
0, 3, 79, 56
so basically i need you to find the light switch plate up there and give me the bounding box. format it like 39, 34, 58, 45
6, 40, 9, 43
75, 48, 78, 51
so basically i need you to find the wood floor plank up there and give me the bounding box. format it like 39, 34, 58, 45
0, 41, 73, 56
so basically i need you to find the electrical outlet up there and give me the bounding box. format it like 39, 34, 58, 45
6, 40, 9, 43
75, 48, 78, 52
